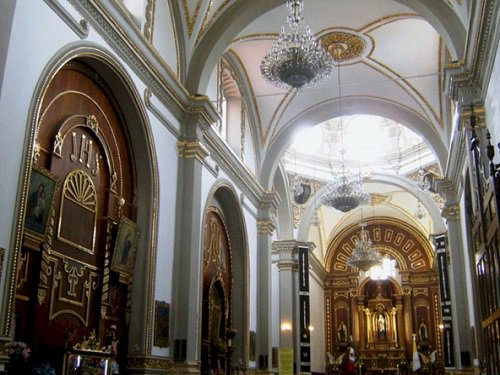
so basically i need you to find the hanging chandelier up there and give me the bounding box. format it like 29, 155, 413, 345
320, 54, 369, 212
320, 163, 370, 212
347, 222, 382, 272
260, 0, 335, 90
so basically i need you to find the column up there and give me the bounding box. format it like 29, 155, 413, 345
433, 234, 456, 368
169, 110, 213, 374
256, 192, 278, 375
272, 240, 314, 375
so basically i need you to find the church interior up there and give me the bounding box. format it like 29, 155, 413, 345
1, 0, 500, 374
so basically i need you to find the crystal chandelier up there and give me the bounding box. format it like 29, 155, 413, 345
260, 0, 335, 90
347, 222, 382, 272
321, 163, 370, 212
320, 57, 369, 212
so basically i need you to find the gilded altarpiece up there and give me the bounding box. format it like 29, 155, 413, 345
16, 62, 136, 372
324, 218, 442, 372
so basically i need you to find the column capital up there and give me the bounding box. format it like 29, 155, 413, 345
459, 105, 486, 131
271, 240, 315, 255
257, 219, 276, 235
177, 139, 209, 162
441, 203, 460, 221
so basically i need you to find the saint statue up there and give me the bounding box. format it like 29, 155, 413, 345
337, 321, 347, 343
377, 313, 386, 339
418, 320, 429, 342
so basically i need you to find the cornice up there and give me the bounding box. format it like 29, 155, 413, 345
69, 0, 216, 127
203, 127, 265, 207
309, 251, 327, 283
44, 0, 89, 39
444, 0, 500, 103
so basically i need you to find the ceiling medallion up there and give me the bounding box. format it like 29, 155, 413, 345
321, 31, 369, 63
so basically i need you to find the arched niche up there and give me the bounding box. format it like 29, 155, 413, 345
203, 181, 249, 370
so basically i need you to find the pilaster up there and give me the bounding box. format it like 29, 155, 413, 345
254, 191, 279, 375
169, 105, 215, 375
272, 240, 315, 374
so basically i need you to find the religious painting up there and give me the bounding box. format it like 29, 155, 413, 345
154, 301, 170, 348
24, 165, 58, 238
112, 217, 137, 273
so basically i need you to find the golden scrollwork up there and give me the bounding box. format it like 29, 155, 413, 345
321, 31, 367, 62
86, 114, 99, 133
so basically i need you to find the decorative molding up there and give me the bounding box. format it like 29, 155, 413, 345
441, 203, 460, 221
321, 31, 369, 62
127, 354, 171, 370
177, 140, 209, 162
203, 127, 265, 207
444, 0, 500, 103
256, 219, 275, 235
144, 89, 181, 138
68, 0, 217, 126
308, 251, 327, 282
44, 0, 89, 39
144, 0, 156, 43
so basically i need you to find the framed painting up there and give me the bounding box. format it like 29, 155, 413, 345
154, 301, 170, 348
24, 165, 58, 238
111, 217, 137, 273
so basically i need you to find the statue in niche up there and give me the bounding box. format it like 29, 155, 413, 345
337, 321, 347, 343
377, 313, 386, 339
418, 320, 429, 343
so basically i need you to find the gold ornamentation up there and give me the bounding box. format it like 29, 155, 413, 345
182, 0, 204, 37
86, 114, 99, 133
127, 355, 171, 369
73, 329, 105, 351
257, 219, 276, 235
33, 142, 41, 162
53, 132, 63, 157
178, 140, 209, 161
441, 203, 460, 220
110, 172, 117, 193
321, 31, 367, 62
64, 261, 85, 297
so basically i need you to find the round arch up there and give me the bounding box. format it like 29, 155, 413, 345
203, 180, 250, 367
324, 217, 435, 274
297, 172, 446, 241
260, 96, 448, 190
185, 0, 465, 94
3, 42, 159, 353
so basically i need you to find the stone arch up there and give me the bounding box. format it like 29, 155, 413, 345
204, 180, 249, 367
297, 172, 446, 241
4, 42, 159, 356
186, 0, 465, 94
325, 217, 434, 274
260, 96, 447, 191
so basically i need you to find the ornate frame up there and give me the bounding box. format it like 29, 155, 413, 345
24, 165, 58, 239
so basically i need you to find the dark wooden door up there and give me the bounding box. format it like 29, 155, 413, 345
16, 61, 136, 372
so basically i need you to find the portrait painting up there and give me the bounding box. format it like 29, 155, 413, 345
112, 217, 137, 273
24, 165, 58, 237
154, 301, 170, 348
